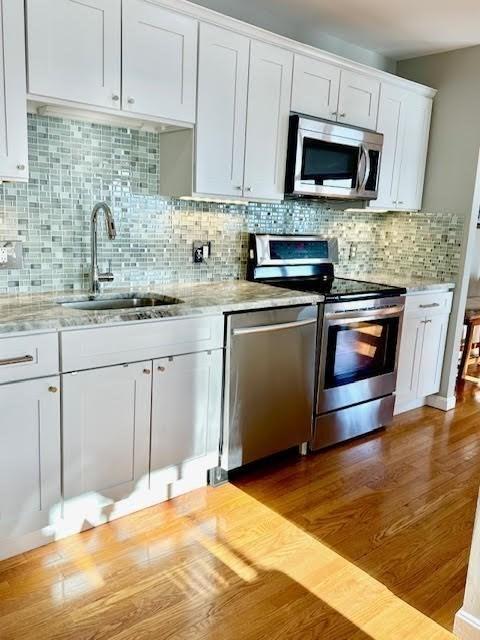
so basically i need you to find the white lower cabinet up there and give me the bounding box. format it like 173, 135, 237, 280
150, 351, 222, 487
395, 292, 452, 414
0, 377, 61, 540
62, 362, 152, 508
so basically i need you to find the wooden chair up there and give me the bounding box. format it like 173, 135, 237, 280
459, 309, 480, 381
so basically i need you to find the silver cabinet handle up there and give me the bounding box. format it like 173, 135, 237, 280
419, 303, 440, 309
143, 368, 151, 375
48, 386, 58, 393
331, 111, 338, 116
232, 317, 317, 336
245, 187, 252, 193
157, 366, 165, 372
339, 112, 346, 117
127, 97, 135, 104
0, 354, 34, 366
17, 164, 26, 171
112, 94, 120, 101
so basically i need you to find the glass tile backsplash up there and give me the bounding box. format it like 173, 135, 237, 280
0, 114, 464, 294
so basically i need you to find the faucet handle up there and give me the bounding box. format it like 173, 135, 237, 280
98, 260, 114, 283
98, 272, 114, 283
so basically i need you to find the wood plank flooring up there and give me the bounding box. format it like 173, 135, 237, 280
2, 387, 480, 639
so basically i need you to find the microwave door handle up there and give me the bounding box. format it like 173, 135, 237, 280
360, 145, 371, 191
356, 145, 367, 190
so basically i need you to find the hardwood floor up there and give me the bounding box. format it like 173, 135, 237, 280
2, 389, 480, 639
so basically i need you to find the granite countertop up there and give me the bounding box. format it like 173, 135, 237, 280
336, 271, 455, 294
0, 280, 323, 335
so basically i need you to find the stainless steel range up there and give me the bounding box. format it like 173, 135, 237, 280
247, 233, 406, 449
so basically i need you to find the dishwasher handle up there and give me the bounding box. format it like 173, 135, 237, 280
232, 317, 317, 336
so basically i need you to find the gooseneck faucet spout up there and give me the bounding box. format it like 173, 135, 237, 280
90, 202, 117, 294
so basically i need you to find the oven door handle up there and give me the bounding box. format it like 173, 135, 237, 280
325, 305, 404, 323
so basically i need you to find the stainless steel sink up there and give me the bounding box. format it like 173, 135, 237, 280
59, 294, 182, 311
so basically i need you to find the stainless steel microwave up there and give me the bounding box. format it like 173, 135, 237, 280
284, 114, 383, 200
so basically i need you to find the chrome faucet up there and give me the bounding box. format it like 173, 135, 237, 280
89, 202, 117, 294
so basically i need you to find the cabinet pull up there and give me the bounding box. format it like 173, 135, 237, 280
16, 164, 26, 171
339, 112, 346, 117
48, 386, 58, 393
143, 368, 151, 375
157, 366, 166, 372
331, 111, 338, 116
112, 94, 120, 101
0, 354, 34, 366
419, 303, 440, 309
127, 97, 135, 105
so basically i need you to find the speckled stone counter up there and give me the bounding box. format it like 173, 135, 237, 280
0, 281, 323, 335
336, 271, 455, 294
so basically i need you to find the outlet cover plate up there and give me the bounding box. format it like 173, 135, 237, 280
0, 241, 23, 269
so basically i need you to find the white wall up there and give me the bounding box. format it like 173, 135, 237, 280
190, 0, 396, 72
398, 46, 480, 217
397, 47, 480, 406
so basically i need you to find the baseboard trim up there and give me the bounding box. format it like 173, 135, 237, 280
426, 394, 457, 412
454, 609, 480, 639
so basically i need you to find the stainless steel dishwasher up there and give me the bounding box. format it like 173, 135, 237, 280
222, 305, 318, 471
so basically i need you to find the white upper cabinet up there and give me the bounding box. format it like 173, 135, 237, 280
337, 70, 380, 130
291, 56, 380, 130
26, 0, 122, 109
396, 92, 432, 210
372, 84, 408, 209
196, 23, 250, 197
291, 55, 340, 121
0, 0, 28, 181
370, 84, 432, 211
196, 24, 292, 200
122, 0, 197, 123
244, 42, 293, 200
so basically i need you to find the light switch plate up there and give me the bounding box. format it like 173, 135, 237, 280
0, 241, 23, 269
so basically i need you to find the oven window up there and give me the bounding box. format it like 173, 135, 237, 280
302, 138, 359, 188
324, 317, 399, 389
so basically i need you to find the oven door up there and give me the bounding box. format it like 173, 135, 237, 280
316, 299, 404, 414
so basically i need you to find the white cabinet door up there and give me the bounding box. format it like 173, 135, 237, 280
63, 362, 151, 503
418, 314, 449, 398
291, 55, 340, 121
195, 23, 250, 197
396, 314, 424, 407
0, 0, 28, 181
371, 83, 408, 210
26, 0, 121, 109
122, 0, 197, 123
337, 70, 380, 130
243, 41, 293, 200
0, 377, 61, 537
396, 93, 432, 211
150, 351, 222, 484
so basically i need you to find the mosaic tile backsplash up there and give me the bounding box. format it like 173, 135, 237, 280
0, 114, 465, 294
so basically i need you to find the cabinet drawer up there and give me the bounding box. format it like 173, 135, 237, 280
61, 315, 224, 371
404, 291, 453, 318
0, 333, 59, 384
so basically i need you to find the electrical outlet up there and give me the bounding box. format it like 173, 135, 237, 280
193, 241, 211, 264
0, 241, 23, 269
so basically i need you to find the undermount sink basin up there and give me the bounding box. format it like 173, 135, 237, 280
59, 294, 183, 311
